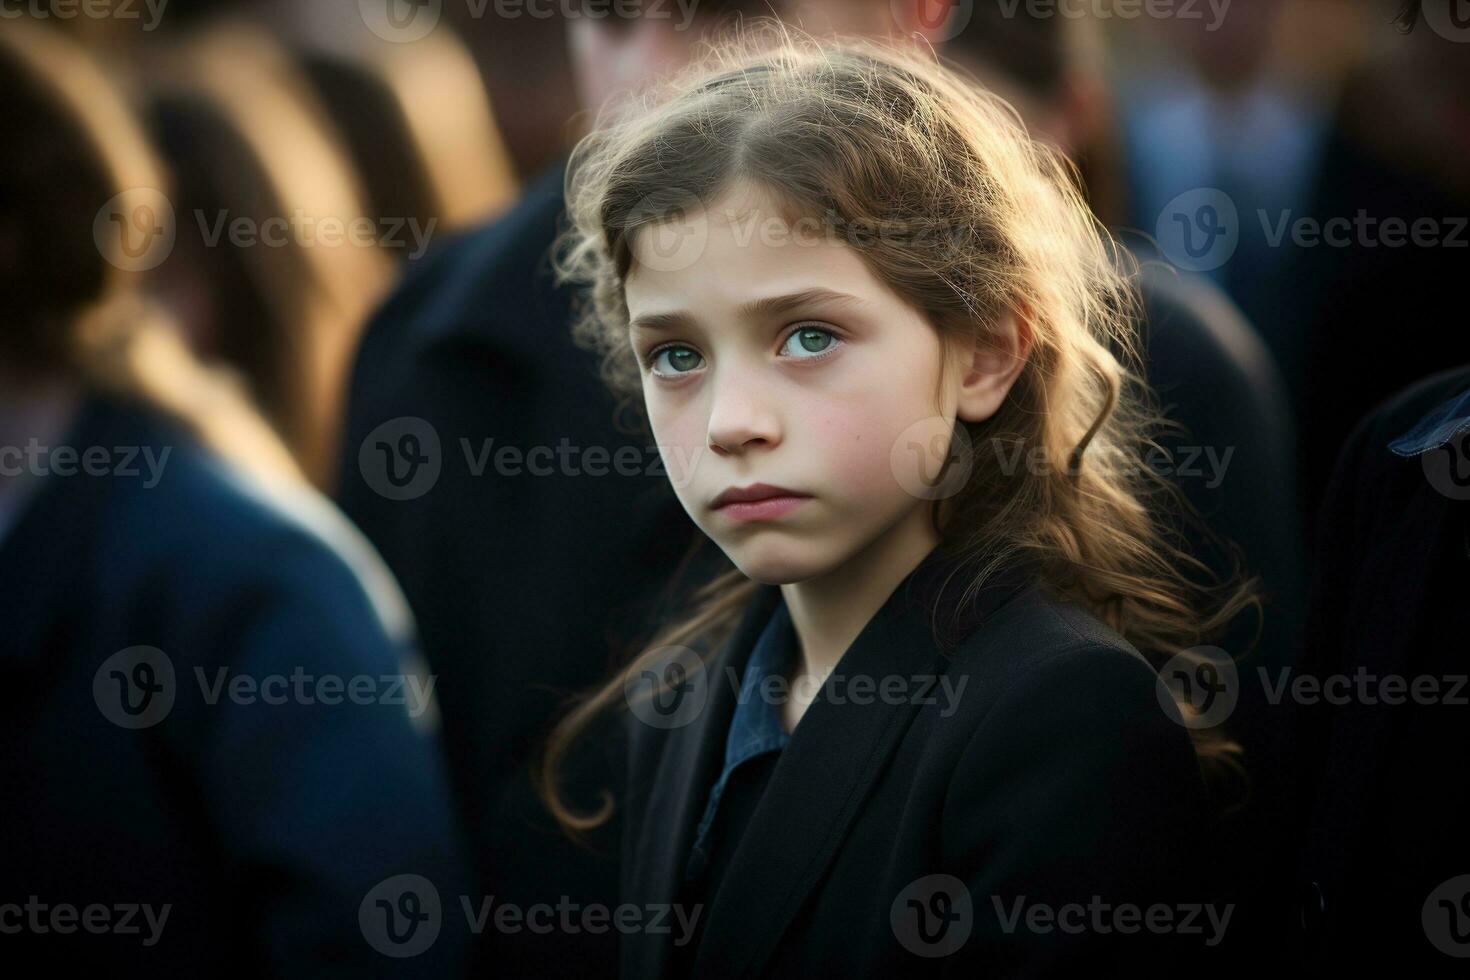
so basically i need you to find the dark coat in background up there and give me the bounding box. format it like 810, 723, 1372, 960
1289, 365, 1470, 974
1130, 260, 1305, 967
335, 158, 704, 979
0, 395, 470, 977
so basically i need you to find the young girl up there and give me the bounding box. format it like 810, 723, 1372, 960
539, 22, 1254, 978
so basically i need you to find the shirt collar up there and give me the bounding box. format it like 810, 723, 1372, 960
723, 595, 798, 771
1388, 383, 1470, 457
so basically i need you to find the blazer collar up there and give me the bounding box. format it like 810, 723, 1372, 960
623, 546, 1032, 979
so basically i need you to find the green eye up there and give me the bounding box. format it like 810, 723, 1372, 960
650, 345, 704, 375
782, 326, 839, 358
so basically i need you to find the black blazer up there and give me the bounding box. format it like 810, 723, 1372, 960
620, 554, 1232, 979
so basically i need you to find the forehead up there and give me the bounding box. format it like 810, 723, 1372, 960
623, 180, 886, 319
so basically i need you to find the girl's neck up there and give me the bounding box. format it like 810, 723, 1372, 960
779, 504, 941, 699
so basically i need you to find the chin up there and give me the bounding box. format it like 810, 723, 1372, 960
723, 537, 834, 586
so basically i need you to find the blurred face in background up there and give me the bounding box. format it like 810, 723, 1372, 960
567, 1, 897, 117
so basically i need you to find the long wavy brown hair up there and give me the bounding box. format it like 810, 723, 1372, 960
537, 21, 1259, 837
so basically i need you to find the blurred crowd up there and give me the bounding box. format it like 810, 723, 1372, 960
3, 0, 1461, 503
1, 0, 1467, 976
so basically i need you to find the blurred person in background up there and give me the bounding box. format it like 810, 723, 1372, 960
1111, 0, 1348, 384
1111, 0, 1470, 521
1287, 3, 1470, 971
1284, 0, 1470, 525
0, 20, 470, 975
248, 0, 522, 232
939, 5, 1305, 966
1291, 358, 1470, 973
142, 20, 396, 491
334, 3, 902, 976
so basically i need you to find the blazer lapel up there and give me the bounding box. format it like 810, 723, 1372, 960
692, 554, 1026, 979
621, 580, 783, 980
623, 550, 1031, 980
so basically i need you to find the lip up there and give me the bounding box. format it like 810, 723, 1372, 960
710, 482, 813, 521
716, 495, 811, 522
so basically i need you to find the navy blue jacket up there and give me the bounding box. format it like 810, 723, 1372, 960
0, 395, 471, 976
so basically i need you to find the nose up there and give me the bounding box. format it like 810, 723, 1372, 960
705, 365, 781, 456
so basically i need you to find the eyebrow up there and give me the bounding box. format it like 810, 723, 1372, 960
627, 287, 865, 337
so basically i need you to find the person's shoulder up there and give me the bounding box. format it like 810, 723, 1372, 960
935, 586, 1214, 865
1132, 255, 1288, 410
1324, 363, 1470, 512
1365, 363, 1470, 455
101, 401, 411, 648
364, 157, 572, 351
948, 585, 1162, 706
936, 584, 1194, 764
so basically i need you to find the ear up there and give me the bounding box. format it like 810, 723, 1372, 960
896, 0, 969, 46
952, 306, 1034, 424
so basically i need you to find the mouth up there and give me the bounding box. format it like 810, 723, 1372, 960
710, 483, 813, 521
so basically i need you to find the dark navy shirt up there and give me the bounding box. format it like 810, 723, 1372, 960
672, 597, 801, 976
683, 595, 800, 885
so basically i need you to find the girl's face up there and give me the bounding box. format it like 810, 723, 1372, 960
623, 180, 971, 586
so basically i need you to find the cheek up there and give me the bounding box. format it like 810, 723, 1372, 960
807, 396, 906, 501
803, 355, 946, 507
646, 395, 709, 497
